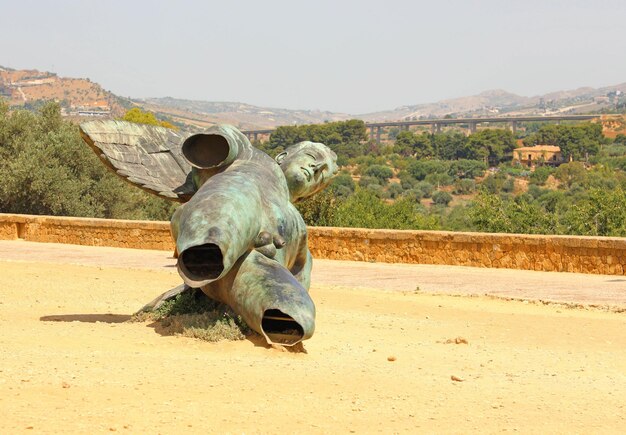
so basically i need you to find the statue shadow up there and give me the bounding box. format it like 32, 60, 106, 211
145, 319, 306, 353
40, 314, 307, 353
40, 314, 131, 323
145, 318, 268, 347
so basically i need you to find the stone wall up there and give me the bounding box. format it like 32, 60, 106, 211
0, 214, 173, 251
0, 213, 624, 275
308, 227, 625, 275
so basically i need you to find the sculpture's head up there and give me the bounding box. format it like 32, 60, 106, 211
276, 141, 338, 202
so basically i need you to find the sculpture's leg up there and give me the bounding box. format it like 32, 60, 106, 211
139, 283, 192, 312
219, 250, 315, 346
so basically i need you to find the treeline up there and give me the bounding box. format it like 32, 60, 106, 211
285, 119, 626, 237
522, 123, 606, 160
258, 119, 369, 165
1, 103, 624, 237
0, 101, 176, 219
394, 129, 516, 163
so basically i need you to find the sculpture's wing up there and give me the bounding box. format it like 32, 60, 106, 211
80, 120, 195, 202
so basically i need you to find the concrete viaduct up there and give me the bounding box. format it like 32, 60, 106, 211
241, 114, 596, 143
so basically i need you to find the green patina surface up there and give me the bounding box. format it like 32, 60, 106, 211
81, 120, 337, 345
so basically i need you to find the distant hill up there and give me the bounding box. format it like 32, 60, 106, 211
135, 97, 351, 130
0, 65, 128, 117
360, 85, 626, 122
1, 65, 625, 129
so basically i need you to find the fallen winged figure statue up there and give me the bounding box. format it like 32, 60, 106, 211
80, 121, 338, 346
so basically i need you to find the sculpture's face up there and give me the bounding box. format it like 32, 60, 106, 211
276, 141, 338, 202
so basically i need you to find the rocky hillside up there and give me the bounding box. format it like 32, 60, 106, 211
0, 66, 128, 117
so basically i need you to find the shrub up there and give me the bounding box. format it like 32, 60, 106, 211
363, 164, 394, 183
388, 182, 404, 199
453, 178, 476, 195
0, 102, 176, 220
529, 166, 553, 186
449, 159, 486, 179
407, 159, 450, 181
358, 175, 380, 188
502, 178, 515, 193
331, 172, 356, 192
415, 181, 434, 198
334, 190, 439, 230
425, 172, 453, 187
134, 289, 250, 343
365, 183, 385, 198
432, 190, 453, 206
401, 188, 424, 203
295, 189, 337, 226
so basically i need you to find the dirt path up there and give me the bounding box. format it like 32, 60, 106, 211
0, 258, 624, 433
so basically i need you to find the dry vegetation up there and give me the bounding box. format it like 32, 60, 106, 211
131, 288, 250, 342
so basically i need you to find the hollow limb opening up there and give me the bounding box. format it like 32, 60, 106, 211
182, 134, 229, 168
261, 309, 304, 345
179, 243, 224, 281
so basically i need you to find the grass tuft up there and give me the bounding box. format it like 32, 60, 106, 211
132, 288, 251, 342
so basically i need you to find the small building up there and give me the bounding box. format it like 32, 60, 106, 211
512, 145, 563, 167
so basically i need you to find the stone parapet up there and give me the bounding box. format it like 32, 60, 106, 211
0, 213, 173, 251
308, 227, 625, 275
0, 213, 624, 275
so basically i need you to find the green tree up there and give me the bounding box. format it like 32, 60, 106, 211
330, 172, 356, 193
388, 182, 404, 199
432, 190, 453, 206
334, 190, 438, 230
407, 160, 450, 181
554, 162, 587, 188
394, 130, 416, 157
529, 166, 553, 186
614, 133, 626, 145
122, 107, 177, 129
363, 164, 394, 184
468, 192, 556, 234
449, 159, 486, 179
358, 175, 381, 188
433, 131, 466, 160
464, 129, 516, 164
523, 123, 604, 160
453, 178, 476, 194
394, 131, 434, 158
0, 102, 176, 220
295, 189, 337, 227
268, 120, 367, 164
561, 188, 626, 236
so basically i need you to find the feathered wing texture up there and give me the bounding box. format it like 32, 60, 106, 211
80, 120, 195, 202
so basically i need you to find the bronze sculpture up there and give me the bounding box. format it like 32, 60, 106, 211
80, 121, 337, 346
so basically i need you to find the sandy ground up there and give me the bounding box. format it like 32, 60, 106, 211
0, 243, 625, 433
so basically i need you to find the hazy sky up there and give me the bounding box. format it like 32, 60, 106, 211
1, 0, 625, 113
